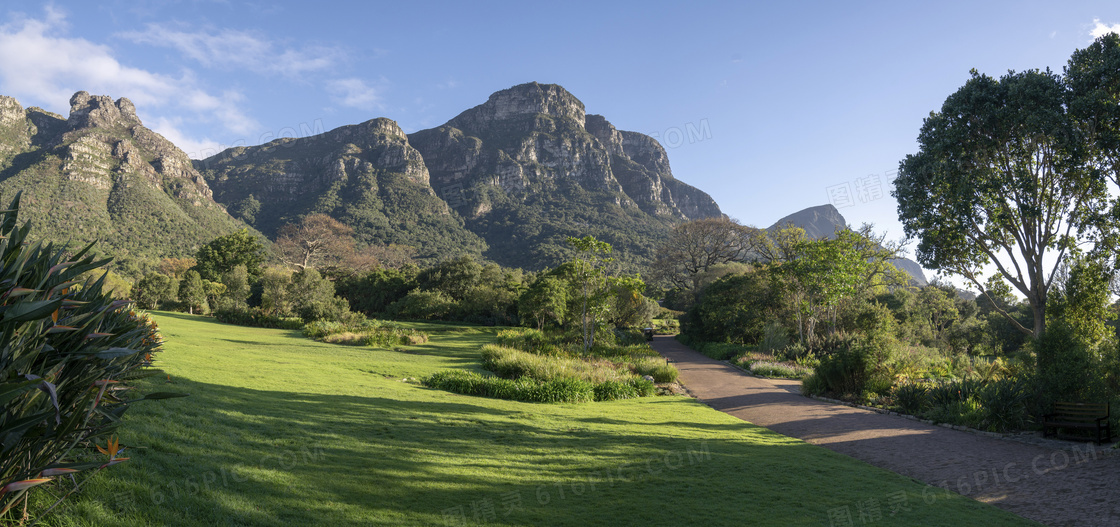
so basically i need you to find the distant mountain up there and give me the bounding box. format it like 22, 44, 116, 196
198, 82, 722, 270
768, 204, 928, 287
0, 92, 248, 264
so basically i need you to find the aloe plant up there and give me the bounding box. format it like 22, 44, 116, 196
0, 192, 183, 521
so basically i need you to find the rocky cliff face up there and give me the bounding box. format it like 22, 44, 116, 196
411, 82, 721, 222
198, 118, 486, 259
768, 204, 928, 287
0, 92, 246, 260
407, 82, 722, 269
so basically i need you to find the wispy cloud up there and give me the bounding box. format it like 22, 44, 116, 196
0, 8, 258, 154
118, 24, 343, 78
1090, 19, 1120, 38
326, 78, 382, 111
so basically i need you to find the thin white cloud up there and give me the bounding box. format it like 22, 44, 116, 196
326, 78, 382, 111
0, 8, 258, 154
1090, 19, 1120, 38
118, 24, 342, 77
152, 117, 223, 159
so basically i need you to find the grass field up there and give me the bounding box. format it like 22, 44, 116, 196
35, 312, 1038, 526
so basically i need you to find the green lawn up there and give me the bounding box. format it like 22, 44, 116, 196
38, 312, 1037, 526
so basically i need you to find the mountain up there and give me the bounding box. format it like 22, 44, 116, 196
196, 118, 486, 261
408, 82, 722, 270
0, 92, 248, 266
768, 204, 928, 287
199, 82, 722, 270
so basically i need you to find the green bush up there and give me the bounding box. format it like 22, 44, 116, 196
0, 194, 180, 521
813, 339, 895, 399
423, 371, 594, 404
749, 361, 811, 379
593, 378, 640, 401
890, 383, 929, 415
977, 378, 1032, 432
629, 357, 679, 383
214, 306, 303, 329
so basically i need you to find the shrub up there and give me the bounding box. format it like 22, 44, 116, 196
629, 357, 679, 383
759, 322, 790, 355
749, 361, 811, 379
423, 371, 594, 403
0, 194, 180, 521
977, 378, 1032, 432
214, 306, 303, 329
812, 338, 895, 399
891, 383, 930, 415
387, 290, 457, 320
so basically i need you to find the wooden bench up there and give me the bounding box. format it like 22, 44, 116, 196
1042, 402, 1111, 445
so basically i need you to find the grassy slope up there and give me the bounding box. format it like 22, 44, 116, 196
42, 313, 1037, 527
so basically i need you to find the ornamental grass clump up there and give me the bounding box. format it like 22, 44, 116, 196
0, 193, 184, 522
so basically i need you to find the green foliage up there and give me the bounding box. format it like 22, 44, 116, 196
891, 383, 930, 415
334, 266, 418, 315
894, 65, 1110, 338
133, 272, 178, 310
684, 268, 777, 345
230, 194, 261, 225
178, 270, 207, 315
287, 267, 351, 323
518, 275, 568, 330
387, 290, 456, 320
0, 194, 175, 522
258, 266, 293, 315
194, 229, 267, 282
566, 235, 614, 352
1035, 323, 1108, 406
423, 370, 595, 403
220, 264, 252, 308
302, 318, 429, 348
417, 256, 482, 300
212, 306, 303, 329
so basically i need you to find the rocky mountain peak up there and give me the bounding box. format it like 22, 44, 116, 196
67, 91, 141, 130
0, 96, 24, 126
448, 82, 586, 131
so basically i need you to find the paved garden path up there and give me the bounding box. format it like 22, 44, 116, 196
651, 336, 1120, 527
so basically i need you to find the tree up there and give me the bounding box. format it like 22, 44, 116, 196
179, 270, 207, 315
220, 264, 251, 309
158, 257, 195, 279
288, 267, 349, 322
134, 272, 178, 310
259, 266, 293, 315
195, 229, 267, 281
651, 217, 761, 290
566, 235, 614, 353
275, 214, 355, 271
418, 256, 482, 301
894, 68, 1108, 338
518, 275, 569, 330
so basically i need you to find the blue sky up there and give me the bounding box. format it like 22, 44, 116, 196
0, 1, 1118, 273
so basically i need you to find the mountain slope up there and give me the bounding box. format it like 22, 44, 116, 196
768, 204, 928, 286
0, 92, 248, 264
197, 118, 487, 261
408, 82, 722, 270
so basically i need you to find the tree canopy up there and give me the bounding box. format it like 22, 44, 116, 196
893, 66, 1109, 338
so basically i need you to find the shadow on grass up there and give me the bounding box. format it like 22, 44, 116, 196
57, 371, 1033, 527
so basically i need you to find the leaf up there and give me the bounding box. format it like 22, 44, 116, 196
3, 299, 62, 322
0, 478, 51, 496
94, 347, 140, 359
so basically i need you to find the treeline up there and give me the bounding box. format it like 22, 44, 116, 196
126, 214, 662, 338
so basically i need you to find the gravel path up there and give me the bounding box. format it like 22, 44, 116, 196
652, 336, 1120, 527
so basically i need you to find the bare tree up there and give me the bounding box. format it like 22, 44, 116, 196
275, 214, 356, 270
652, 217, 762, 290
